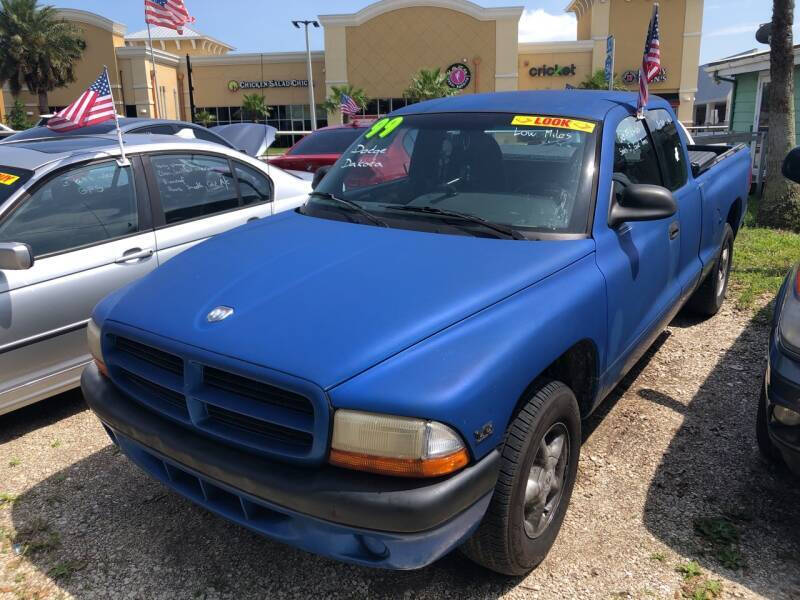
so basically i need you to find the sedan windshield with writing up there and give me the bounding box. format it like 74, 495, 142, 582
312, 112, 598, 234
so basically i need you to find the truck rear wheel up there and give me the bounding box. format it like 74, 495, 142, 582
688, 223, 733, 317
461, 380, 580, 576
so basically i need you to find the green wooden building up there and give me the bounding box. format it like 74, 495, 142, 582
706, 46, 800, 142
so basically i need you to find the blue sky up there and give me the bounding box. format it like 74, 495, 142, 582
49, 0, 780, 64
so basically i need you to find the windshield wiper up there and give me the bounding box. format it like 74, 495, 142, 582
309, 191, 388, 228
381, 204, 527, 240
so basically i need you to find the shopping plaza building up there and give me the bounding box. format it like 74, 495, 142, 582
1, 0, 704, 142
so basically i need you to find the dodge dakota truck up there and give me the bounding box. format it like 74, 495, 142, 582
82, 91, 751, 576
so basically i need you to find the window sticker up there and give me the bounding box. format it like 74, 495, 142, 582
511, 115, 596, 133
0, 173, 20, 186
364, 116, 404, 139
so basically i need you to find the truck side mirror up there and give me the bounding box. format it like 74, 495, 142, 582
608, 184, 677, 228
783, 146, 800, 184
0, 242, 34, 270
312, 166, 331, 190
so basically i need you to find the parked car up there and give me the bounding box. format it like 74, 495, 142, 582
267, 123, 368, 173
0, 133, 310, 416
0, 124, 16, 140
4, 118, 238, 153
82, 91, 751, 575
756, 147, 800, 475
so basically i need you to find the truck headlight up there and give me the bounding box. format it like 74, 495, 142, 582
329, 409, 469, 478
87, 319, 108, 376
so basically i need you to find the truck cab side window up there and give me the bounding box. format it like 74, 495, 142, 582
646, 109, 688, 191
613, 116, 663, 191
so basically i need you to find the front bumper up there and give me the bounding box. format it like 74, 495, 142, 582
82, 363, 499, 569
765, 339, 800, 476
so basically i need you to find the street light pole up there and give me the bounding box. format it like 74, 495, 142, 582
292, 19, 319, 131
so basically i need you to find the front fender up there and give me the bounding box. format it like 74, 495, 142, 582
329, 253, 607, 459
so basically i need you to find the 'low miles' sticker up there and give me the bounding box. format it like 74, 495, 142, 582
511, 115, 596, 133
0, 173, 20, 186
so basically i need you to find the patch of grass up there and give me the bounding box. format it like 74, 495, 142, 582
677, 561, 702, 580
731, 195, 800, 309
649, 551, 666, 562
683, 576, 723, 600
694, 516, 746, 570
0, 492, 17, 506
50, 439, 61, 449
47, 560, 87, 581
265, 147, 287, 156
8, 458, 20, 467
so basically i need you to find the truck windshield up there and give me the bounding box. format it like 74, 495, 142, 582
309, 112, 598, 235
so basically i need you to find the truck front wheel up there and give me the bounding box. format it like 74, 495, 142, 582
461, 380, 580, 576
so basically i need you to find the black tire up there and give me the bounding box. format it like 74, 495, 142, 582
756, 380, 783, 463
461, 380, 580, 576
688, 223, 734, 317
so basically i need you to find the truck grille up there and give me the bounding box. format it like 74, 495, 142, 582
105, 333, 325, 463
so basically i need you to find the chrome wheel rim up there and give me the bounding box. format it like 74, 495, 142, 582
523, 423, 570, 539
716, 243, 731, 299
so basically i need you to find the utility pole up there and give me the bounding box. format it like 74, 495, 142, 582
292, 19, 319, 131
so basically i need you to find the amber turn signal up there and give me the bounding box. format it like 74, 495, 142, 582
329, 447, 469, 478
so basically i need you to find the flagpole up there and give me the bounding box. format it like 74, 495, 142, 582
105, 66, 129, 167
146, 22, 161, 118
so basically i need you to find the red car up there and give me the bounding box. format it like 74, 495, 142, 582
268, 123, 368, 174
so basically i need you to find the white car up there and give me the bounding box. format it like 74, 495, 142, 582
0, 133, 310, 415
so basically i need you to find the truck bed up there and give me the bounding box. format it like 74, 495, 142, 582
687, 144, 747, 178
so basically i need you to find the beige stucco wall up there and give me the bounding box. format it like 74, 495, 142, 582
188, 59, 326, 109
127, 39, 229, 57
518, 50, 593, 90
576, 8, 591, 41
609, 0, 686, 95
344, 6, 496, 98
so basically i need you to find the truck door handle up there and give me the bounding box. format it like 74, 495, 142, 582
247, 217, 259, 223
115, 248, 154, 263
668, 222, 680, 240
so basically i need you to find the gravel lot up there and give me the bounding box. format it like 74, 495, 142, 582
2, 298, 800, 600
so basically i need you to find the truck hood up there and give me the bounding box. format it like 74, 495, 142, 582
106, 212, 595, 389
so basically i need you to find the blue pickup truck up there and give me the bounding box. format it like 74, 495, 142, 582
82, 91, 751, 576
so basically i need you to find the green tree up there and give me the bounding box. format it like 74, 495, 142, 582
321, 83, 368, 120
577, 69, 627, 91
242, 93, 270, 121
760, 0, 800, 230
6, 98, 31, 130
0, 0, 86, 116
194, 109, 216, 128
403, 67, 458, 102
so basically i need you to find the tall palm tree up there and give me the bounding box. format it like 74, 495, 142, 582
403, 68, 458, 102
242, 93, 270, 122
0, 0, 85, 116
760, 0, 800, 230
321, 83, 368, 117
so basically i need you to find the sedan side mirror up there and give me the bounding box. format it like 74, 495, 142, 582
312, 165, 331, 190
608, 184, 677, 228
783, 146, 800, 184
0, 242, 34, 270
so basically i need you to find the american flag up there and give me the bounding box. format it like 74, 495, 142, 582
637, 2, 661, 118
340, 93, 360, 116
145, 0, 195, 34
47, 69, 116, 132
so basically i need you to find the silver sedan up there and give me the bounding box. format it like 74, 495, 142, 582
0, 133, 310, 415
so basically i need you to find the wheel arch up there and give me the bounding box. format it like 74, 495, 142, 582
510, 338, 600, 425
727, 197, 743, 237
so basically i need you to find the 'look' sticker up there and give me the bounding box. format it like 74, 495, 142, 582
0, 172, 19, 186
511, 115, 596, 133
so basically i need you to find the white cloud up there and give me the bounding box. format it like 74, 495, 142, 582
518, 9, 577, 43
704, 23, 759, 38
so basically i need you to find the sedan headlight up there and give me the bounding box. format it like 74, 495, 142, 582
778, 267, 800, 356
329, 409, 469, 478
87, 318, 107, 376
774, 405, 800, 426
